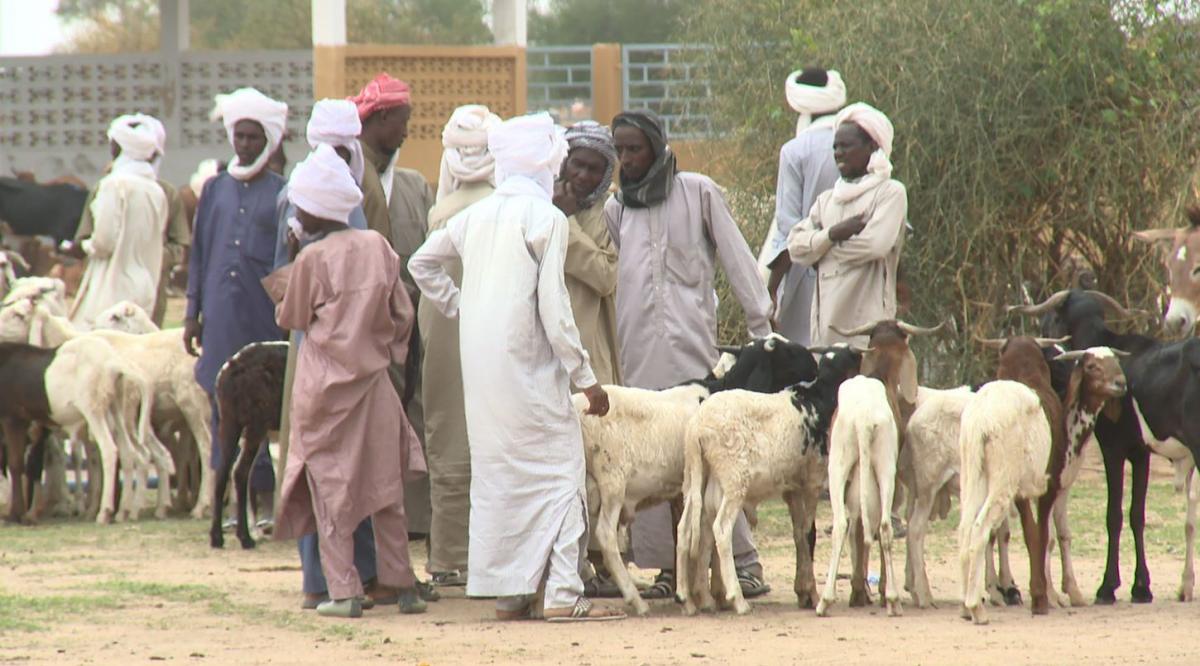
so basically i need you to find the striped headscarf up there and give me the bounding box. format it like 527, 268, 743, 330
564, 121, 616, 208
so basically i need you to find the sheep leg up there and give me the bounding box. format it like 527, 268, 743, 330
185, 402, 213, 520
848, 515, 871, 607
784, 489, 818, 609
995, 518, 1022, 605
873, 451, 902, 617
712, 496, 749, 615
690, 482, 720, 613
1128, 452, 1153, 603
1180, 467, 1197, 602
88, 413, 121, 525
233, 429, 265, 550
906, 488, 937, 608
958, 460, 988, 620
70, 435, 86, 516
1052, 493, 1086, 606
596, 493, 647, 616
1095, 444, 1126, 604
816, 477, 851, 617
2, 417, 31, 524
964, 497, 1009, 625
208, 421, 241, 549
1017, 497, 1050, 615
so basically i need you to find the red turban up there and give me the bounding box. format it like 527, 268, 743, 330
350, 73, 412, 120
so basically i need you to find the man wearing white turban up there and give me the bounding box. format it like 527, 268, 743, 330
69, 115, 168, 328
186, 88, 289, 517
787, 102, 908, 347
73, 112, 190, 327
760, 67, 847, 345
418, 103, 501, 588
410, 112, 624, 622
265, 144, 427, 619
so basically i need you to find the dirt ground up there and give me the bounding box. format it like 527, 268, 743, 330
1, 448, 1197, 665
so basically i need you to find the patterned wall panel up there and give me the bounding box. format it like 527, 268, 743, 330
342, 46, 526, 143
178, 50, 312, 147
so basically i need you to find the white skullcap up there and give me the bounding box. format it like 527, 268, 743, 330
436, 104, 501, 201
107, 115, 158, 162
785, 70, 846, 136
287, 144, 362, 224
210, 87, 288, 180
488, 112, 566, 198
306, 99, 364, 185
835, 102, 894, 157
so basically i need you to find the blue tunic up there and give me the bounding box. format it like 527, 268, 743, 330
187, 171, 287, 394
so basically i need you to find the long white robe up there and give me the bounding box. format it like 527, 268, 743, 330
70, 163, 167, 328
409, 177, 597, 598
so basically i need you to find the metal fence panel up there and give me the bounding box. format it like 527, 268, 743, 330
621, 43, 712, 139
526, 46, 593, 124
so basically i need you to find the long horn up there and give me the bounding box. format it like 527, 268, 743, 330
1053, 350, 1086, 362
1132, 228, 1179, 244
973, 335, 1007, 350
1034, 335, 1071, 348
896, 319, 948, 337
1006, 289, 1070, 316
1083, 290, 1134, 318
831, 322, 879, 338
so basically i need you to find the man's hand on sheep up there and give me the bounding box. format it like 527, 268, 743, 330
183, 317, 202, 357
583, 384, 610, 417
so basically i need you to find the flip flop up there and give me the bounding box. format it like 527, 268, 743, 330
639, 571, 675, 600
545, 597, 626, 623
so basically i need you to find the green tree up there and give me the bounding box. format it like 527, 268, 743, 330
685, 0, 1200, 382
528, 0, 686, 45
55, 0, 160, 52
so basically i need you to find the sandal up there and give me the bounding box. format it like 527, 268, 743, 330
316, 597, 362, 618
431, 570, 468, 587
545, 597, 626, 623
398, 588, 427, 615
639, 570, 675, 600
416, 580, 441, 602
737, 569, 772, 599
584, 574, 622, 598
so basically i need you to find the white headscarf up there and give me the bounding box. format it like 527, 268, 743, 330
487, 112, 567, 200
306, 99, 364, 185
106, 115, 158, 179
131, 113, 165, 175
786, 70, 846, 137
287, 144, 362, 224
832, 102, 895, 203
437, 104, 501, 202
209, 87, 288, 181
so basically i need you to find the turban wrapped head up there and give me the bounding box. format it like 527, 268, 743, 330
612, 109, 677, 209
210, 87, 288, 180
350, 73, 412, 121
563, 120, 616, 208
107, 114, 158, 162
785, 69, 847, 136
437, 104, 501, 202
287, 143, 363, 224
306, 99, 365, 185
832, 102, 895, 202
487, 112, 567, 199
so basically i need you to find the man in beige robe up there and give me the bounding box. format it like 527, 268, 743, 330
352, 73, 436, 539
268, 145, 427, 618
73, 114, 189, 326
787, 103, 907, 347
419, 104, 500, 587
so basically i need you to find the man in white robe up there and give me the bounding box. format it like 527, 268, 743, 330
70, 116, 167, 328
410, 112, 624, 622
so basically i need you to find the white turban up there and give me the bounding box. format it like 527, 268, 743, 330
437, 104, 501, 202
287, 144, 362, 224
133, 113, 166, 156
488, 112, 567, 199
785, 70, 847, 136
832, 102, 895, 202
306, 99, 364, 185
106, 115, 157, 162
210, 87, 288, 181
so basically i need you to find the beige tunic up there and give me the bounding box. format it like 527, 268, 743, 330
564, 198, 620, 387
271, 228, 426, 542
787, 179, 908, 346
417, 181, 494, 572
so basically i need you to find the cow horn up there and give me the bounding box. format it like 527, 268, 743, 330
896, 319, 948, 336
1053, 349, 1086, 362
1132, 228, 1179, 244
1006, 289, 1070, 316
1034, 335, 1071, 348
831, 322, 879, 338
764, 337, 778, 352
973, 335, 1007, 350
1083, 290, 1134, 318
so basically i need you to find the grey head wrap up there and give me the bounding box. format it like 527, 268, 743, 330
612, 109, 677, 209
563, 121, 617, 208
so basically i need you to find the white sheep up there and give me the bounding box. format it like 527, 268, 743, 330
957, 380, 1052, 625
94, 300, 159, 334
816, 376, 902, 617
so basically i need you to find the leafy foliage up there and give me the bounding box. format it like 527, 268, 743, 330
687, 0, 1200, 384
528, 0, 686, 45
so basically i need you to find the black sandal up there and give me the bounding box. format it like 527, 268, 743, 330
639, 570, 675, 600
737, 569, 771, 599
584, 574, 622, 598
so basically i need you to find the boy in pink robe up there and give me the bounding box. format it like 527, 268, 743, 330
265, 144, 428, 618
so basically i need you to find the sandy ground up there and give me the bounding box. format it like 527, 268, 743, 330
1, 449, 1197, 665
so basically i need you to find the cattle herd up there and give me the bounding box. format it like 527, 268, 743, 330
0, 194, 1197, 626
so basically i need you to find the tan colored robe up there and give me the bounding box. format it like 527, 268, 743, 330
564, 198, 620, 388
787, 179, 908, 347
270, 228, 426, 542
76, 177, 190, 326
418, 181, 494, 573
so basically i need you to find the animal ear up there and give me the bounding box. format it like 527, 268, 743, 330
1066, 363, 1084, 409
898, 349, 919, 405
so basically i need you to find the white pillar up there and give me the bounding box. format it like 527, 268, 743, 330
492, 0, 527, 46
312, 0, 347, 46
